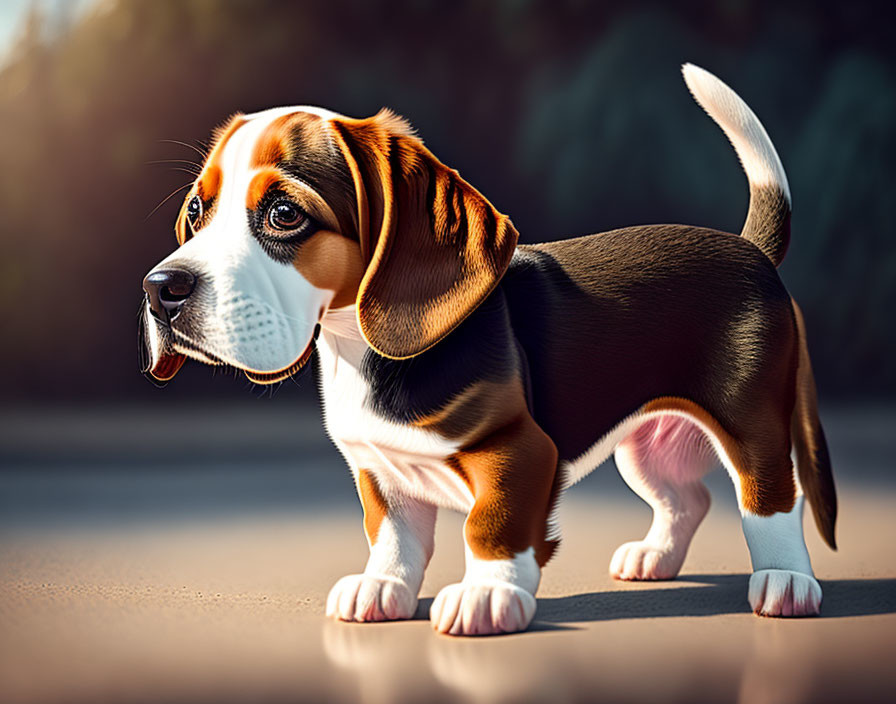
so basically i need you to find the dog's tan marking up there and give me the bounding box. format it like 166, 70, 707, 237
424, 374, 562, 566
357, 469, 388, 545
196, 165, 221, 203
448, 410, 560, 566
293, 230, 364, 309
251, 117, 288, 167
245, 168, 282, 211
251, 111, 326, 168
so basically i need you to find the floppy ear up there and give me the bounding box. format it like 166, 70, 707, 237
329, 110, 519, 359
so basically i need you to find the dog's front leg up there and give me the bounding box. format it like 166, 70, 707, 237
327, 469, 436, 622
430, 413, 559, 636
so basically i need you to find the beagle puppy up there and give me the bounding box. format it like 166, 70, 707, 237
139, 64, 837, 636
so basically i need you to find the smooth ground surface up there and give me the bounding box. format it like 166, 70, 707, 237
1, 403, 895, 704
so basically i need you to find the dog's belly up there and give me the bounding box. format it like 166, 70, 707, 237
562, 410, 717, 488
317, 321, 474, 512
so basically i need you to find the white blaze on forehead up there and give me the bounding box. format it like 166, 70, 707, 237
148, 105, 337, 373
243, 105, 344, 123
212, 105, 345, 216
220, 106, 342, 231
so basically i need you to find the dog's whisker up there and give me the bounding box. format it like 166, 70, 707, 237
157, 138, 209, 159
165, 166, 203, 178
145, 159, 202, 169
144, 182, 193, 221
146, 163, 203, 176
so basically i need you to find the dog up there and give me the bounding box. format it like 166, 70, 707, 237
139, 64, 837, 636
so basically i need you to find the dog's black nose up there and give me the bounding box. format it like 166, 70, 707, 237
143, 268, 196, 323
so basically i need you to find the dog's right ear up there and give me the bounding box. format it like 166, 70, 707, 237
329, 111, 518, 360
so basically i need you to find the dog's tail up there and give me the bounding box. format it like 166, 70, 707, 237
682, 63, 791, 267
791, 300, 838, 549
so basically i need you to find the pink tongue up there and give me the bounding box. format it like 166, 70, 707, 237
150, 353, 187, 381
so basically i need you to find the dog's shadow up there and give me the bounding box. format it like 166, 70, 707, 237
413, 574, 896, 629
523, 574, 896, 623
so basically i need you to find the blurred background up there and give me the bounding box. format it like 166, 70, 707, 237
1, 3, 895, 703
0, 0, 893, 402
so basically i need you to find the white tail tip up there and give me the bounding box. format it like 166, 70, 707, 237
681, 63, 790, 204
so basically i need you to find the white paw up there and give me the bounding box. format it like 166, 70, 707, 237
430, 581, 536, 636
748, 569, 822, 617
326, 574, 417, 622
609, 541, 684, 581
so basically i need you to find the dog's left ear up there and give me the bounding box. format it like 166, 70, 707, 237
329, 110, 519, 359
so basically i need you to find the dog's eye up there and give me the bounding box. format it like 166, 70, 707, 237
186, 195, 202, 225
267, 199, 305, 231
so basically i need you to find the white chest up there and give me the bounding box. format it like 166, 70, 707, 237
316, 309, 473, 512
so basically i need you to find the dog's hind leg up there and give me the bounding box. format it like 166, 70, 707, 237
735, 428, 821, 617
742, 493, 821, 617
737, 301, 835, 617
712, 389, 822, 616
610, 417, 714, 581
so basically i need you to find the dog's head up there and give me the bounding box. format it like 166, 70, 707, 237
139, 107, 518, 384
